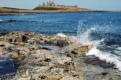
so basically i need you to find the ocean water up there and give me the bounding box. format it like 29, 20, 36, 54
0, 12, 121, 70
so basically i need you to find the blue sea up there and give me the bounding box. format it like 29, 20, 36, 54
0, 12, 121, 70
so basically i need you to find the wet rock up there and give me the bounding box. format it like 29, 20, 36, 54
21, 35, 28, 42
39, 73, 62, 80
41, 46, 51, 50
39, 75, 47, 79
12, 52, 22, 61
60, 75, 81, 80
56, 40, 69, 47
0, 30, 9, 36
7, 19, 16, 22
0, 31, 121, 80
71, 45, 92, 56
51, 55, 72, 65
0, 31, 40, 43
85, 56, 115, 68
30, 50, 37, 54
45, 38, 70, 47
0, 44, 5, 47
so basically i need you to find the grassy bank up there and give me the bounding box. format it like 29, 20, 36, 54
33, 6, 60, 10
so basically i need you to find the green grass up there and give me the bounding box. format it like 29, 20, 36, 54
33, 6, 60, 10
1, 7, 26, 10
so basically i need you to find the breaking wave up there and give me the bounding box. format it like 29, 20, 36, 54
56, 33, 67, 37
77, 21, 121, 71
0, 19, 3, 22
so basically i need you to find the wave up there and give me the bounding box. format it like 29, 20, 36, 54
0, 19, 3, 22
56, 33, 67, 37
77, 21, 121, 71
77, 21, 104, 46
86, 47, 121, 71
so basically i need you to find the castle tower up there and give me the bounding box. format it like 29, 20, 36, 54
49, 1, 52, 7
52, 1, 55, 7
42, 2, 45, 7
41, 1, 56, 7
38, 4, 41, 7
47, 2, 49, 7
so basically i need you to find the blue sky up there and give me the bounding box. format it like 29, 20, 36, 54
0, 0, 121, 11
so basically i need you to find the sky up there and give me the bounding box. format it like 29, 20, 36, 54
0, 0, 121, 11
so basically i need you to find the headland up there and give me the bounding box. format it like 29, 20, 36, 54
0, 2, 121, 16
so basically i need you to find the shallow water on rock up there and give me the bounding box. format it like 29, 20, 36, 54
0, 54, 16, 75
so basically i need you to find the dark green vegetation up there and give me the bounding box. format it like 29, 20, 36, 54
1, 7, 26, 10
33, 6, 60, 10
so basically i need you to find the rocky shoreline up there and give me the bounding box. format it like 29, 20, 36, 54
0, 31, 121, 80
0, 7, 120, 16
0, 11, 109, 16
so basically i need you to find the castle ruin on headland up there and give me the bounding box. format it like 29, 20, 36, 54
39, 1, 55, 7
38, 1, 78, 8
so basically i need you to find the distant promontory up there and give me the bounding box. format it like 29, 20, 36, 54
0, 2, 121, 16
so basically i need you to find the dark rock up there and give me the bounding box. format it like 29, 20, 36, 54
101, 72, 108, 76
56, 40, 69, 47
39, 75, 47, 79
41, 47, 51, 50
22, 35, 28, 42
45, 39, 70, 47
0, 30, 9, 36
44, 58, 51, 62
7, 19, 16, 22
85, 56, 115, 68
9, 39, 12, 42
0, 44, 5, 47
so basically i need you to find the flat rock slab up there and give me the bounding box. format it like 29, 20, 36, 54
85, 56, 115, 68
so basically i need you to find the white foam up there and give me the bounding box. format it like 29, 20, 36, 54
76, 21, 121, 71
56, 33, 67, 37
117, 47, 121, 50
0, 19, 3, 22
86, 47, 121, 71
77, 21, 103, 46
77, 27, 99, 45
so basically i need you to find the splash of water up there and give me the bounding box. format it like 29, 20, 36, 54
77, 21, 102, 45
87, 47, 121, 71
76, 20, 121, 71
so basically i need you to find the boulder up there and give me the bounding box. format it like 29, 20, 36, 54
71, 45, 92, 56
60, 75, 81, 80
52, 56, 72, 65
56, 40, 69, 47
85, 56, 115, 68
30, 50, 37, 54
45, 39, 69, 47
12, 52, 22, 61
38, 73, 62, 80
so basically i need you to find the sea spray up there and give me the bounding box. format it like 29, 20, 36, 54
77, 21, 100, 45
77, 21, 121, 71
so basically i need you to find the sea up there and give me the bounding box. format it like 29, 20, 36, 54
0, 12, 121, 71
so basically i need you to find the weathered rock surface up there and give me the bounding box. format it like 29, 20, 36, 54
71, 45, 92, 56
0, 31, 120, 80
